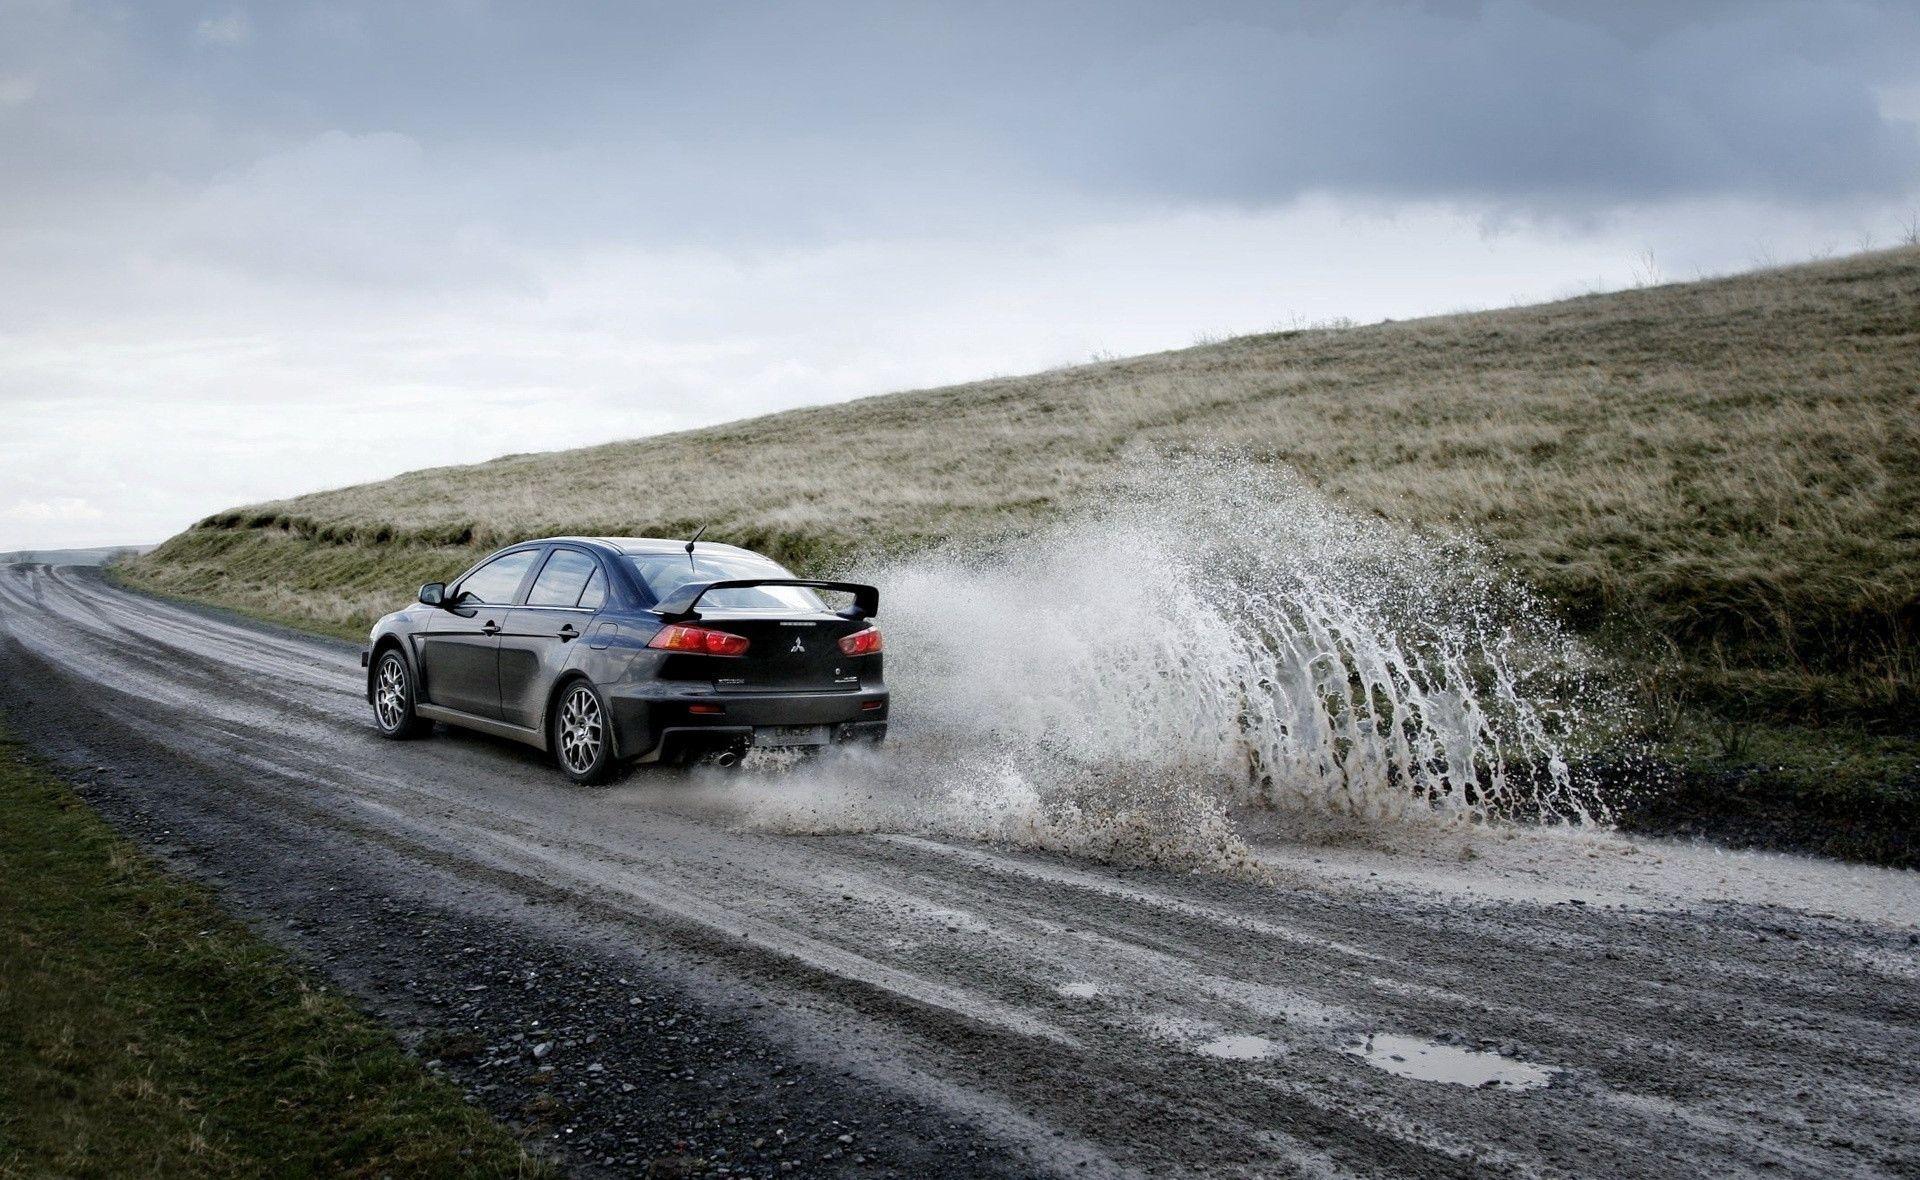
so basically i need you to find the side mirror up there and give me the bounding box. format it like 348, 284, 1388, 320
418, 582, 446, 607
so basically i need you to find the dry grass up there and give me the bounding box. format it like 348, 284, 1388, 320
128, 248, 1920, 721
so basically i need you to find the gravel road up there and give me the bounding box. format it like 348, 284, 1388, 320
2, 563, 1916, 1178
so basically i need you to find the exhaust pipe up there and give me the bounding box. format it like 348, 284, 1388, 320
713, 750, 739, 768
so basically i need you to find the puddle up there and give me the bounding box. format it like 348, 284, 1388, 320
1345, 1033, 1555, 1090
1057, 982, 1102, 999
1196, 1034, 1283, 1060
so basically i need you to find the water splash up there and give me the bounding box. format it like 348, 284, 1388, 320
728, 456, 1615, 870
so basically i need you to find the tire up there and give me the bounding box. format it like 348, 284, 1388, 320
371, 648, 431, 739
551, 678, 616, 785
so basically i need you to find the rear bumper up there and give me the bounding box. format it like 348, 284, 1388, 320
608, 686, 888, 762
652, 720, 887, 762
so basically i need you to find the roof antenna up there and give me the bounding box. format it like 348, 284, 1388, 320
685, 524, 707, 571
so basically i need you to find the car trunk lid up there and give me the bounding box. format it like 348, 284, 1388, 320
664, 613, 870, 692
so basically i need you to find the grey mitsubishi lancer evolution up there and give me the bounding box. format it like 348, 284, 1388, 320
362, 536, 886, 783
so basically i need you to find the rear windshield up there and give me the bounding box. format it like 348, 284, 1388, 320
624, 553, 828, 614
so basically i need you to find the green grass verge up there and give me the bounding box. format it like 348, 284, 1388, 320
0, 727, 548, 1178
1624, 719, 1919, 868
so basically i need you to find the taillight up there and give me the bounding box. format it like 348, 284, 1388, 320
838, 627, 882, 656
648, 624, 750, 656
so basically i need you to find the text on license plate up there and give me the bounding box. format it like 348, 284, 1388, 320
752, 725, 831, 747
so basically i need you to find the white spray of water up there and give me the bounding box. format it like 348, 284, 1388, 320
723, 457, 1616, 871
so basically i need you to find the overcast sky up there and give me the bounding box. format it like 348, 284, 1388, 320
4, 0, 1919, 549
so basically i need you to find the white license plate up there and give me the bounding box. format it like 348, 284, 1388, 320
752, 724, 831, 747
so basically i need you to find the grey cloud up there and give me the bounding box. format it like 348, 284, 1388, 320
11, 1, 1916, 251
2, 0, 1916, 335
236, 4, 1920, 199
924, 1, 1920, 209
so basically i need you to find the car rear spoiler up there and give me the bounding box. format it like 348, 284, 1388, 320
652, 579, 879, 623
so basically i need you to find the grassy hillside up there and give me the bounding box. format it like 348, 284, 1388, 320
130, 248, 1919, 729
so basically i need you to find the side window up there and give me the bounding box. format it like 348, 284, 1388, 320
577, 566, 606, 611
527, 549, 600, 607
457, 549, 539, 605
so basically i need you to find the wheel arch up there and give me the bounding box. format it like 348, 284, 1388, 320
367, 633, 413, 702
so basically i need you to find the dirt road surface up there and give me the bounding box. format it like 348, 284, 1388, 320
2, 564, 1915, 1178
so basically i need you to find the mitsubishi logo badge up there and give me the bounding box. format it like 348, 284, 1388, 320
789, 636, 806, 654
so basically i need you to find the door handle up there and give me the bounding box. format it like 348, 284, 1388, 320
558, 624, 579, 642
481, 620, 501, 636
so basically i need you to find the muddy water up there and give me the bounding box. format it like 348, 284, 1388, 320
1347, 1034, 1556, 1090
724, 457, 1616, 871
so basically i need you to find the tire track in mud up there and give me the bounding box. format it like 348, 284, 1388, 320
2, 563, 1917, 1178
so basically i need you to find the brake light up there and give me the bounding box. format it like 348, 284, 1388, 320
648, 624, 750, 656
837, 627, 883, 656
